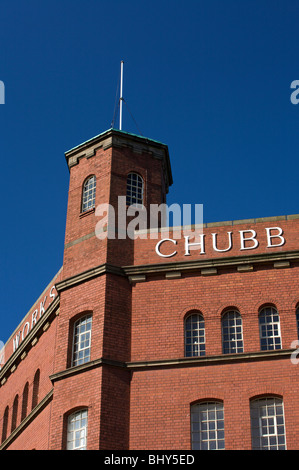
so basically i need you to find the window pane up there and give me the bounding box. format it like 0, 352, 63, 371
191, 402, 225, 450
250, 397, 286, 450
67, 410, 88, 450
126, 173, 144, 207
185, 313, 206, 357
259, 307, 281, 351
72, 315, 92, 367
222, 311, 243, 354
82, 176, 96, 212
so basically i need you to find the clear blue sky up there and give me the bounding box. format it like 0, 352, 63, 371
1, 0, 299, 343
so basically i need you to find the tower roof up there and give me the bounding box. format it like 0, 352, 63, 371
64, 127, 173, 191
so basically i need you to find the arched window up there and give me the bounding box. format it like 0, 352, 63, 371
250, 396, 286, 449
126, 172, 144, 207
11, 395, 19, 432
72, 314, 92, 367
191, 401, 225, 450
259, 306, 281, 350
67, 409, 88, 450
81, 175, 96, 212
32, 369, 40, 410
21, 382, 29, 421
1, 406, 9, 443
222, 310, 243, 354
184, 312, 205, 357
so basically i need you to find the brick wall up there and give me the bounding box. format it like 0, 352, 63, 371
129, 359, 299, 450
130, 263, 299, 361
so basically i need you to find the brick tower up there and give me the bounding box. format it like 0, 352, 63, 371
49, 128, 173, 449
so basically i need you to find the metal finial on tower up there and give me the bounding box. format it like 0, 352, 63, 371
119, 60, 124, 130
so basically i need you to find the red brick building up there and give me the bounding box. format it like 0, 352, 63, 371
1, 127, 299, 450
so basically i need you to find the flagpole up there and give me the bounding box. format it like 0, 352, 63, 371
119, 60, 124, 130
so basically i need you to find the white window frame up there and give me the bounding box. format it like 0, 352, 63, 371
191, 401, 225, 450
82, 175, 96, 212
222, 310, 244, 354
259, 306, 282, 351
126, 172, 144, 207
67, 409, 88, 450
250, 397, 286, 450
185, 313, 205, 357
72, 314, 92, 367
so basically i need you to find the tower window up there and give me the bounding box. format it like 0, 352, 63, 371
82, 175, 96, 212
67, 409, 88, 450
126, 172, 144, 207
72, 314, 92, 367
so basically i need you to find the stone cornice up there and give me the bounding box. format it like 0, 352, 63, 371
64, 128, 173, 191
55, 263, 125, 293
123, 249, 299, 278
49, 357, 126, 383
126, 348, 295, 370
54, 250, 299, 294
48, 349, 295, 382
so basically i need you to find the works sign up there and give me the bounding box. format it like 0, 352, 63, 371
12, 285, 57, 353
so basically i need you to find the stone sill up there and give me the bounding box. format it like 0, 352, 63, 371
79, 207, 95, 219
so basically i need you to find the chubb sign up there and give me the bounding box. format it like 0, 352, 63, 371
155, 226, 285, 258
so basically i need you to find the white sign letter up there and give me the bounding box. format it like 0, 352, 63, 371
49, 285, 56, 302
155, 238, 177, 258
40, 296, 47, 318
212, 232, 233, 252
239, 230, 259, 250
266, 227, 285, 248
184, 234, 205, 255
21, 322, 30, 341
31, 309, 38, 329
13, 332, 21, 352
